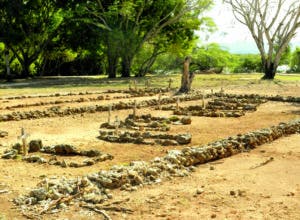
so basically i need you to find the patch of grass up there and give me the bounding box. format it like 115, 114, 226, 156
0, 73, 299, 96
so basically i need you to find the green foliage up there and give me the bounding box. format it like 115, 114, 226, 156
290, 47, 300, 72
232, 54, 263, 73
84, 0, 213, 77
151, 52, 182, 74
277, 44, 292, 65
0, 0, 70, 78
191, 43, 232, 72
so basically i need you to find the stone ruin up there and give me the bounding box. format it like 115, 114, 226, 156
1, 140, 113, 168
0, 93, 204, 122
99, 114, 192, 146
13, 119, 300, 215
98, 130, 192, 146
168, 96, 267, 118
215, 92, 300, 103
1, 88, 172, 111
100, 114, 192, 132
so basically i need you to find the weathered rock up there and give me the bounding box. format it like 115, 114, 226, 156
80, 149, 101, 157
29, 188, 47, 201
0, 131, 8, 138
13, 119, 300, 213
83, 159, 95, 166
149, 121, 160, 128
23, 155, 46, 163
180, 116, 192, 125
176, 134, 192, 144
54, 145, 79, 155
61, 160, 68, 168
1, 149, 18, 159
161, 139, 179, 146
28, 140, 42, 153
12, 143, 22, 154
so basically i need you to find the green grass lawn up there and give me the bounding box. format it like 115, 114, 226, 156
0, 73, 299, 96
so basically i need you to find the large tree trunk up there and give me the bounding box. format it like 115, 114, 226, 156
107, 56, 118, 78
106, 33, 120, 78
262, 62, 276, 80
121, 57, 132, 78
4, 47, 11, 81
20, 56, 31, 78
178, 56, 194, 93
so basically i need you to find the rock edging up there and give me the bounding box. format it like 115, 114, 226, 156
14, 119, 300, 213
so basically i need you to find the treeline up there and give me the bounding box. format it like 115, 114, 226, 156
0, 0, 299, 80
149, 43, 300, 74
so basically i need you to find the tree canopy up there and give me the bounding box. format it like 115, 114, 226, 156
1, 0, 299, 79
225, 0, 300, 79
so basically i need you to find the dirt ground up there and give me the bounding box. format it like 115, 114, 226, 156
0, 78, 299, 219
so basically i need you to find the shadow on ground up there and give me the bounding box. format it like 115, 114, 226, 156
0, 76, 132, 89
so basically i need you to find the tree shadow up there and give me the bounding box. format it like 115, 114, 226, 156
0, 76, 132, 90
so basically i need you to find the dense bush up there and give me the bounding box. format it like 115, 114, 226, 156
290, 47, 300, 73
232, 54, 263, 73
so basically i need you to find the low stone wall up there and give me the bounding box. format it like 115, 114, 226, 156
14, 119, 300, 212
174, 96, 266, 118
2, 92, 298, 122
217, 93, 300, 103
0, 94, 203, 122
100, 114, 191, 132
0, 89, 171, 111
98, 130, 192, 146
1, 96, 107, 110
0, 88, 169, 101
0, 91, 104, 100
1, 142, 113, 168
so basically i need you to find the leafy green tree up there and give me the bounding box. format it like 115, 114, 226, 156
87, 0, 213, 78
232, 54, 263, 73
192, 43, 232, 72
290, 47, 300, 72
38, 9, 105, 76
0, 0, 68, 78
225, 0, 300, 79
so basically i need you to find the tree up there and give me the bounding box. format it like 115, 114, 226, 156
192, 43, 232, 72
0, 0, 68, 78
290, 47, 300, 72
87, 0, 213, 78
134, 18, 202, 77
225, 0, 300, 79
178, 56, 194, 93
232, 54, 263, 73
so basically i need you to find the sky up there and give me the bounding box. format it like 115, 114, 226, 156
201, 0, 300, 54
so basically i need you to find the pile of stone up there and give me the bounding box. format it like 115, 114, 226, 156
207, 97, 266, 110
216, 93, 300, 103
0, 91, 105, 100
0, 130, 8, 138
1, 96, 106, 110
1, 140, 113, 168
174, 96, 266, 118
0, 88, 170, 103
0, 94, 204, 122
100, 114, 191, 132
105, 88, 170, 95
2, 92, 169, 111
174, 107, 245, 117
14, 119, 300, 214
98, 130, 192, 146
